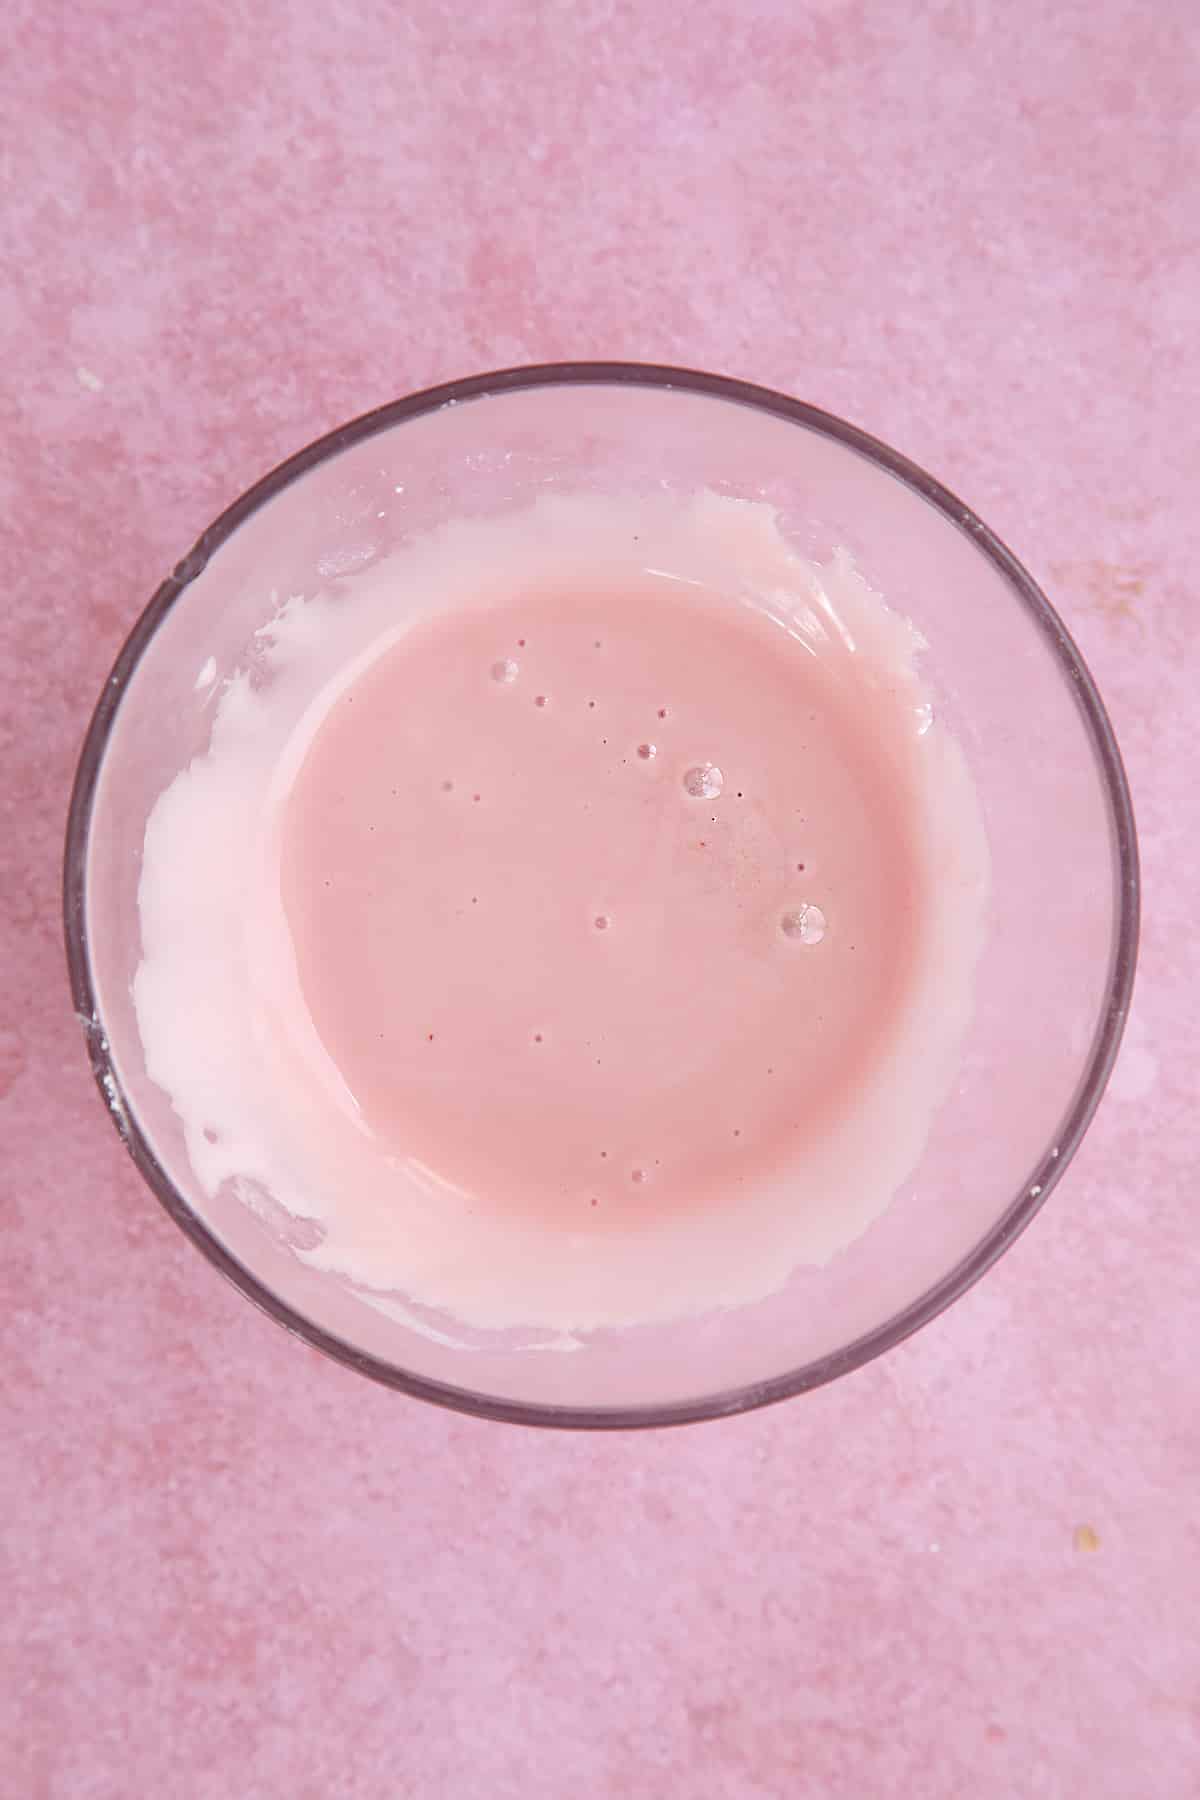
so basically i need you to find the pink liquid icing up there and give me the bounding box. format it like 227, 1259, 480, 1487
134, 493, 989, 1333
282, 581, 921, 1231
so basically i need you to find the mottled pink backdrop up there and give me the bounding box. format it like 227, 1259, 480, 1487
2, 1, 1197, 1795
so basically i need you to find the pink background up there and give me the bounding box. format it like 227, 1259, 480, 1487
3, 2, 1197, 1794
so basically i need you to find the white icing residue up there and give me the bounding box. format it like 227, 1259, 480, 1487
132, 492, 990, 1334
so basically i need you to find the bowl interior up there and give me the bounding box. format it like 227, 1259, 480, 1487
68, 368, 1136, 1424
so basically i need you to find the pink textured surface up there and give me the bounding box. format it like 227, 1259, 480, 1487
2, 1, 1196, 1794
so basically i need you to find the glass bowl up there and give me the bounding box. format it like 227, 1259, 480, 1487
64, 364, 1138, 1427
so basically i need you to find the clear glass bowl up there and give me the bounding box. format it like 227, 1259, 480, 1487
64, 364, 1138, 1427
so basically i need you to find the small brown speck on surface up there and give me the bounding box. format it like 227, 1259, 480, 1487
1073, 1523, 1101, 1553
1051, 560, 1147, 629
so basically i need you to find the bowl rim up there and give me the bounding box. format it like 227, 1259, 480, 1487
63, 360, 1140, 1429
